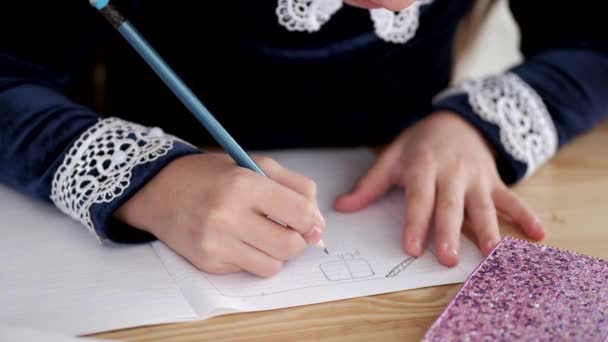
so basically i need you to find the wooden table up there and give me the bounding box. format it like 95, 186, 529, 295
93, 120, 608, 342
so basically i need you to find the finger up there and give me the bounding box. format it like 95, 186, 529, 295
253, 176, 324, 236
434, 172, 467, 267
402, 166, 436, 257
185, 236, 243, 275
254, 156, 318, 202
334, 147, 400, 212
237, 214, 309, 261
465, 188, 501, 256
254, 156, 326, 229
198, 262, 242, 275
497, 210, 515, 225
228, 240, 284, 278
493, 186, 545, 240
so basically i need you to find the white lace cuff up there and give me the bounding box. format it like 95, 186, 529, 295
50, 117, 177, 240
276, 0, 433, 44
434, 73, 559, 178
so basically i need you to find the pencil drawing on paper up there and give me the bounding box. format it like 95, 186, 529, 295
333, 249, 361, 260
319, 259, 375, 281
319, 248, 376, 281
385, 257, 417, 277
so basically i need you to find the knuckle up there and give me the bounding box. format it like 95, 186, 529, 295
260, 260, 284, 278
412, 148, 436, 166
255, 156, 281, 173
192, 259, 212, 272
189, 224, 210, 244
302, 177, 318, 199
283, 233, 306, 258
451, 158, 472, 181
203, 198, 224, 217
491, 185, 507, 198
476, 199, 495, 213
440, 196, 458, 210
494, 184, 509, 196
200, 206, 232, 228
296, 200, 317, 226
495, 186, 517, 206
451, 159, 468, 176
198, 261, 231, 274
227, 168, 254, 192
405, 185, 429, 203
198, 238, 219, 260
253, 155, 272, 166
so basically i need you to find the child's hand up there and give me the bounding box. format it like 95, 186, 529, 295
335, 111, 545, 267
115, 153, 326, 278
344, 0, 416, 12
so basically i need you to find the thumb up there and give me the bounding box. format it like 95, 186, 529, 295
334, 151, 398, 212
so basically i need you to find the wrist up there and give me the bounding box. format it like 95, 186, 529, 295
112, 156, 185, 238
429, 110, 498, 159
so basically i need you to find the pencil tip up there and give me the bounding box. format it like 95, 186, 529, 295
324, 248, 329, 255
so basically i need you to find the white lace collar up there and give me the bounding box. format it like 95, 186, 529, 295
276, 0, 433, 44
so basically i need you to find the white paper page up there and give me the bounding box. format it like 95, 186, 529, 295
151, 240, 235, 318
0, 327, 121, 342
0, 187, 197, 336
155, 149, 484, 318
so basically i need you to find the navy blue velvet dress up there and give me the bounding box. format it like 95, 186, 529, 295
1, 1, 606, 241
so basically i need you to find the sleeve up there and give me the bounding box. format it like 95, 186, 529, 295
0, 53, 202, 243
431, 3, 608, 185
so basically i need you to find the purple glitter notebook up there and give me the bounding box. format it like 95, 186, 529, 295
423, 237, 608, 342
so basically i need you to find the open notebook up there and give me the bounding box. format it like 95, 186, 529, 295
0, 149, 483, 335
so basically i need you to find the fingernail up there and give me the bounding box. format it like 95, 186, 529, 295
443, 243, 458, 258
485, 239, 499, 253
303, 226, 322, 244
450, 247, 458, 258
534, 219, 545, 231
533, 219, 547, 239
409, 237, 422, 254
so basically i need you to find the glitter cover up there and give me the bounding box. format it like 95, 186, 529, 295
423, 237, 608, 341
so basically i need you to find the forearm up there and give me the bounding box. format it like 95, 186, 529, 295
1, 56, 201, 242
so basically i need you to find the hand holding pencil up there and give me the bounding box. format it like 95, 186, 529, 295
92, 0, 328, 277
115, 153, 326, 278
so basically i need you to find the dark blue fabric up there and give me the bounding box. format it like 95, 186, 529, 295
433, 4, 608, 183
1, 1, 607, 241
0, 54, 201, 242
435, 49, 608, 183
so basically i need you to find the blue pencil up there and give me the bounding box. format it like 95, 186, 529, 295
90, 0, 264, 174
90, 0, 328, 254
